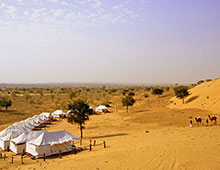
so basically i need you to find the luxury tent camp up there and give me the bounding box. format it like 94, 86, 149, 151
52, 110, 67, 118
26, 130, 79, 158
95, 105, 109, 113
10, 130, 47, 154
0, 128, 30, 150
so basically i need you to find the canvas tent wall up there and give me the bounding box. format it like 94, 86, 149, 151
26, 130, 79, 158
10, 130, 47, 154
0, 128, 30, 150
52, 110, 67, 118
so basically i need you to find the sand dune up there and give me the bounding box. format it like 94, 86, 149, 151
169, 79, 220, 113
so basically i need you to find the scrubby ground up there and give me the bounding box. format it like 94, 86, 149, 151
0, 85, 220, 170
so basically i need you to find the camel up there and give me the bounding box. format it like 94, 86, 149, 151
195, 116, 202, 126
208, 115, 217, 125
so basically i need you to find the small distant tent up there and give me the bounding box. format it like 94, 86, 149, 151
0, 128, 30, 150
10, 130, 47, 154
26, 130, 79, 158
52, 110, 67, 118
95, 105, 109, 113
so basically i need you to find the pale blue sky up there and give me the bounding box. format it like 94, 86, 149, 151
0, 0, 220, 84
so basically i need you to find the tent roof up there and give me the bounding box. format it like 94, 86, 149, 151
0, 128, 31, 141
52, 110, 67, 115
28, 130, 79, 146
96, 105, 108, 110
11, 130, 47, 144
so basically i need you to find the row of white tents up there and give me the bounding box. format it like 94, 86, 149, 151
0, 111, 79, 158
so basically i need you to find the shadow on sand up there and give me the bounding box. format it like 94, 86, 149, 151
134, 110, 150, 113
89, 133, 128, 139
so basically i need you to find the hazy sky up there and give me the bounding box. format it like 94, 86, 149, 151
0, 0, 220, 84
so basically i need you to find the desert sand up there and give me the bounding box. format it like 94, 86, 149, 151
1, 82, 220, 170
169, 78, 220, 113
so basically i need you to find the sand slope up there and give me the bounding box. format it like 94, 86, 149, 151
169, 79, 220, 113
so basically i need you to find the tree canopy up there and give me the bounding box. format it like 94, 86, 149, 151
152, 88, 164, 97
0, 97, 12, 111
121, 95, 135, 113
174, 86, 189, 103
67, 99, 92, 138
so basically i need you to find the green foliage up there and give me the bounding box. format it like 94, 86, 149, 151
152, 88, 164, 97
173, 86, 189, 103
122, 89, 129, 96
197, 80, 205, 84
127, 91, 135, 97
145, 87, 151, 92
0, 97, 12, 110
121, 95, 135, 113
67, 99, 92, 138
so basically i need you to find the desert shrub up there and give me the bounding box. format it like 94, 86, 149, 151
69, 91, 77, 100
152, 88, 164, 97
144, 94, 149, 98
122, 89, 129, 96
0, 97, 12, 110
205, 79, 212, 82
197, 80, 205, 84
37, 99, 43, 105
145, 87, 151, 92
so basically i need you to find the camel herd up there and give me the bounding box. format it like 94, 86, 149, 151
193, 115, 217, 126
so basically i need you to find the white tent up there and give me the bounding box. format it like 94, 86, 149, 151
40, 112, 53, 119
52, 110, 67, 118
31, 115, 45, 124
95, 105, 109, 113
24, 118, 40, 127
0, 128, 30, 150
26, 130, 79, 158
10, 130, 47, 154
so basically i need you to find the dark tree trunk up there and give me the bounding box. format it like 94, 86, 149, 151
80, 123, 83, 139
182, 97, 184, 104
126, 106, 128, 113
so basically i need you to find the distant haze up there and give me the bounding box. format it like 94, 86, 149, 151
0, 0, 220, 85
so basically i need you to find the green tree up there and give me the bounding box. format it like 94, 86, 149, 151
174, 86, 189, 104
121, 95, 135, 113
67, 99, 92, 138
0, 97, 12, 111
152, 88, 164, 97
